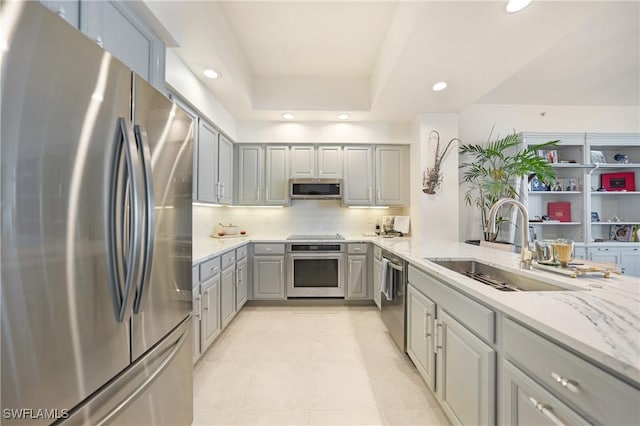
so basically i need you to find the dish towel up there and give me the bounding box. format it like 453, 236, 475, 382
380, 258, 394, 301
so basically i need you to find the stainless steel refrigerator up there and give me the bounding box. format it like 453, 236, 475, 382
1, 1, 194, 424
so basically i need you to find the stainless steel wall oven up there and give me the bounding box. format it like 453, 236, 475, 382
286, 243, 345, 297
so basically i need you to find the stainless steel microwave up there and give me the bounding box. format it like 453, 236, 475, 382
289, 179, 342, 199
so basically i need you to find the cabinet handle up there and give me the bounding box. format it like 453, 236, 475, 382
349, 260, 353, 277
354, 247, 361, 252
256, 186, 260, 201
95, 36, 104, 48
203, 291, 209, 311
425, 312, 432, 338
377, 188, 381, 200
57, 6, 66, 19
435, 322, 443, 351
550, 372, 580, 394
528, 396, 565, 426
266, 248, 272, 252
280, 260, 283, 277
221, 183, 225, 199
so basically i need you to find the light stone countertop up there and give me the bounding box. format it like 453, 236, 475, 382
192, 234, 640, 385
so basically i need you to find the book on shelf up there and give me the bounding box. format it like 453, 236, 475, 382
548, 202, 571, 222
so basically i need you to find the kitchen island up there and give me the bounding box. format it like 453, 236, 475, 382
192, 235, 640, 424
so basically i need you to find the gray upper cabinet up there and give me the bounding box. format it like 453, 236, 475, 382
317, 146, 343, 178
40, 0, 80, 29
197, 120, 219, 203
344, 145, 408, 206
343, 146, 374, 205
375, 146, 408, 206
265, 146, 289, 205
82, 1, 165, 90
290, 146, 315, 178
290, 145, 343, 179
218, 135, 234, 205
436, 309, 496, 426
237, 145, 264, 205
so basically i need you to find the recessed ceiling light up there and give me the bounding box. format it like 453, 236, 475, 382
506, 0, 533, 13
432, 81, 448, 91
282, 112, 294, 120
203, 68, 220, 79
337, 113, 350, 120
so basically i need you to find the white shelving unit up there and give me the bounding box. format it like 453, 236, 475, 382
522, 132, 640, 277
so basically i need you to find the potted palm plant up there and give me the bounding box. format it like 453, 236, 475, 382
460, 131, 559, 242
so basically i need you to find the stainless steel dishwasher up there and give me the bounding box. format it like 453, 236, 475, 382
380, 250, 408, 351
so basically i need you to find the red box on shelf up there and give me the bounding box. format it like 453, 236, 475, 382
548, 202, 571, 222
601, 172, 636, 192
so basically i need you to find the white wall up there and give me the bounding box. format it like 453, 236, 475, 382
236, 120, 412, 144
410, 114, 460, 243
165, 50, 238, 140
458, 104, 640, 242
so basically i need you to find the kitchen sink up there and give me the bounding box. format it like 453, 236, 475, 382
427, 259, 584, 292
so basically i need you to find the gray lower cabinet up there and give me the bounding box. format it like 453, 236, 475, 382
236, 257, 248, 310
406, 285, 436, 391
253, 256, 285, 299
436, 309, 496, 426
346, 255, 368, 299
220, 264, 236, 329
502, 360, 589, 425
200, 273, 221, 350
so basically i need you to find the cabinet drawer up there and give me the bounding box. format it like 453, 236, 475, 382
253, 243, 285, 255
199, 257, 220, 281
236, 245, 248, 260
409, 265, 495, 343
373, 245, 382, 260
221, 251, 236, 270
348, 243, 369, 254
503, 317, 640, 425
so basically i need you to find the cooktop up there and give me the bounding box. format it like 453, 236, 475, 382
286, 234, 345, 241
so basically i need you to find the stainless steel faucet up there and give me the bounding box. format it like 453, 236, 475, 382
487, 198, 533, 269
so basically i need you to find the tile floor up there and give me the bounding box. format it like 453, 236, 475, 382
193, 305, 451, 426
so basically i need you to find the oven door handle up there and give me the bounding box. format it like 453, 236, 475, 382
387, 262, 404, 272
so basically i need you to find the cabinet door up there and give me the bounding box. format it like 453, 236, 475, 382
318, 146, 343, 178
290, 146, 315, 178
40, 0, 80, 29
196, 120, 219, 203
343, 146, 373, 205
220, 266, 236, 329
236, 258, 248, 310
620, 248, 640, 277
237, 145, 264, 205
347, 255, 367, 299
501, 360, 589, 426
265, 147, 289, 205
406, 286, 436, 391
217, 135, 234, 204
372, 257, 381, 309
375, 146, 407, 206
83, 1, 164, 89
590, 247, 621, 265
436, 310, 495, 426
253, 256, 285, 299
201, 275, 221, 351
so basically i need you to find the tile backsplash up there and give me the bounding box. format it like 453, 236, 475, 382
193, 201, 407, 239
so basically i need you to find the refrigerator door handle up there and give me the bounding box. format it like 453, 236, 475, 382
116, 118, 146, 322
95, 326, 189, 426
132, 125, 156, 313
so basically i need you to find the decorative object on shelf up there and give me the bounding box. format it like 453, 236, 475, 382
601, 172, 636, 192
529, 177, 549, 191
610, 224, 633, 242
565, 177, 579, 191
536, 148, 558, 163
547, 201, 571, 222
591, 212, 600, 222
590, 150, 607, 164
550, 179, 563, 192
613, 153, 629, 164
460, 129, 559, 241
422, 130, 459, 194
